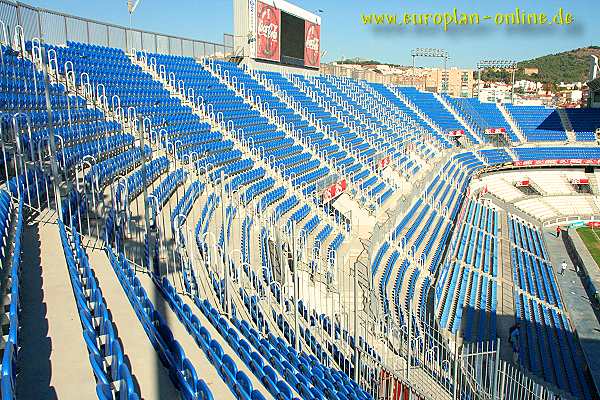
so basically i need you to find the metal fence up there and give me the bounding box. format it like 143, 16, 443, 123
0, 0, 233, 59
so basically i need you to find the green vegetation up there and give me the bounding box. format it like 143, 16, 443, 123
336, 58, 408, 68
576, 227, 600, 268
481, 46, 600, 85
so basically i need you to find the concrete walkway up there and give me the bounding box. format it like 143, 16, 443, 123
542, 228, 600, 394
135, 273, 237, 400
87, 248, 181, 399
16, 221, 97, 400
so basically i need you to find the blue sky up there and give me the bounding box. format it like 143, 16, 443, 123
27, 0, 599, 68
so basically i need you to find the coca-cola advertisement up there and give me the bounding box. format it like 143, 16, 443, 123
378, 155, 391, 170
484, 128, 506, 134
571, 178, 589, 185
304, 21, 320, 68
514, 179, 530, 187
446, 129, 464, 137
513, 159, 600, 167
256, 1, 280, 62
322, 179, 347, 204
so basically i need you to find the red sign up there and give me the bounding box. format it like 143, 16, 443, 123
485, 128, 506, 134
514, 179, 530, 187
571, 178, 589, 185
304, 21, 321, 68
513, 159, 600, 167
256, 2, 280, 62
322, 179, 347, 203
588, 221, 600, 228
378, 155, 391, 170
447, 130, 464, 137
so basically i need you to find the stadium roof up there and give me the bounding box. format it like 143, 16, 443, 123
588, 77, 600, 92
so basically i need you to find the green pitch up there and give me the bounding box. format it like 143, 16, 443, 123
577, 227, 600, 268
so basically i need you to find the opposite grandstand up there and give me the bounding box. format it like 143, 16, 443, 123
0, 0, 600, 400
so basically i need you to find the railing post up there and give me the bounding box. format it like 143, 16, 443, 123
292, 221, 299, 352
406, 298, 412, 381
498, 359, 507, 400
353, 258, 360, 383
221, 169, 231, 318
492, 338, 501, 400
40, 43, 63, 218
453, 332, 460, 400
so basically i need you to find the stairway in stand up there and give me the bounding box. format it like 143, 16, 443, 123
497, 103, 527, 143
497, 208, 516, 361
557, 108, 577, 143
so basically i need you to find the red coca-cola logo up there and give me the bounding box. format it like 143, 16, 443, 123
304, 22, 320, 67
322, 179, 346, 203
256, 2, 280, 61
378, 156, 391, 169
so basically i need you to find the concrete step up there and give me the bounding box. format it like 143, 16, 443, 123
86, 247, 181, 399
135, 272, 237, 399
16, 221, 97, 400
498, 209, 515, 361
497, 103, 527, 143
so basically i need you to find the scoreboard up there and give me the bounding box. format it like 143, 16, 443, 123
240, 0, 321, 68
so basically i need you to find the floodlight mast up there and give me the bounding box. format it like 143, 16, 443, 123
411, 48, 449, 93
476, 59, 518, 103
128, 0, 142, 29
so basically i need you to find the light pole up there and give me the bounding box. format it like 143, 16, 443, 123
476, 59, 517, 103
411, 48, 449, 93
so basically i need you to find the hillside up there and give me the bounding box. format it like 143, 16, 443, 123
482, 46, 600, 85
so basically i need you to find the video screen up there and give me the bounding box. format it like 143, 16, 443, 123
281, 11, 305, 61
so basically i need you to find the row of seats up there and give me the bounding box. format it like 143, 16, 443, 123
443, 96, 519, 143
373, 152, 478, 329
59, 134, 134, 169
507, 215, 594, 398
478, 148, 513, 164
396, 87, 478, 144
104, 241, 214, 400
117, 156, 169, 201
255, 70, 390, 208
514, 146, 600, 160
58, 220, 140, 399
149, 168, 188, 208
370, 83, 451, 151
564, 108, 600, 141
0, 192, 23, 399
515, 293, 592, 399
24, 119, 119, 151
436, 199, 498, 342
505, 105, 566, 142
508, 216, 561, 308
85, 145, 151, 189
171, 181, 204, 234
6, 167, 50, 209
